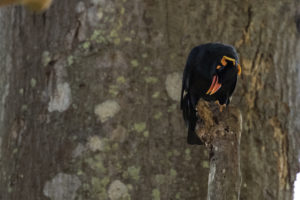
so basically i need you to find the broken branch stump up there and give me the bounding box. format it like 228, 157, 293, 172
196, 101, 242, 200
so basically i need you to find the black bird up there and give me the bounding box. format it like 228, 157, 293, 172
180, 43, 242, 145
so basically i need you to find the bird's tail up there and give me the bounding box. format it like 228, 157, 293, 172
187, 110, 203, 145
181, 94, 203, 145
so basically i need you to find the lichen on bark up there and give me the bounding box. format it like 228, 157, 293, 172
0, 0, 299, 200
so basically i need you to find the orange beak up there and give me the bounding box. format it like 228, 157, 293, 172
206, 75, 222, 95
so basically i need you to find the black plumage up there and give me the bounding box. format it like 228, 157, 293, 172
180, 43, 241, 145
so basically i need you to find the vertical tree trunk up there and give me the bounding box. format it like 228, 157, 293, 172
0, 0, 299, 200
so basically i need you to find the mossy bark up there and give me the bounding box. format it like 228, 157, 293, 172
0, 0, 299, 200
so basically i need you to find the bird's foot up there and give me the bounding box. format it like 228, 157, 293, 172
214, 101, 226, 112
221, 56, 236, 66
220, 55, 242, 76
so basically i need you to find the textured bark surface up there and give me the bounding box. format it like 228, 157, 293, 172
196, 102, 242, 200
0, 0, 299, 200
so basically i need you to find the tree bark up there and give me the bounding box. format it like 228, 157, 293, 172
196, 102, 242, 200
0, 0, 299, 200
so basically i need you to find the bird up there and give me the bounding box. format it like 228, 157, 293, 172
0, 0, 52, 12
180, 43, 242, 145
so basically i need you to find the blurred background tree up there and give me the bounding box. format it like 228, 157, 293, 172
0, 0, 299, 199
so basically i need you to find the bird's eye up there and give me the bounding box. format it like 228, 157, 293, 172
216, 65, 222, 69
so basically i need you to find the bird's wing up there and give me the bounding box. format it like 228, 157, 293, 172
180, 46, 201, 109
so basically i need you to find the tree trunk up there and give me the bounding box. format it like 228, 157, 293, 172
0, 0, 299, 200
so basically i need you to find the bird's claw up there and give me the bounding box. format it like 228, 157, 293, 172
221, 56, 236, 66
215, 101, 226, 112
220, 56, 242, 76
